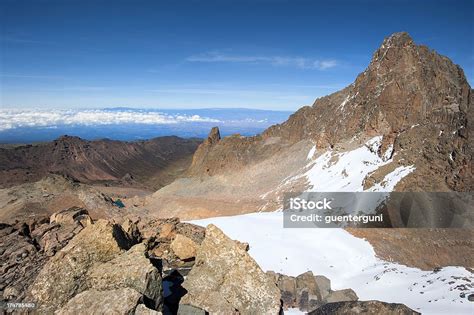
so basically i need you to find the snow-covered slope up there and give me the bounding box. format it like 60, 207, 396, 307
192, 212, 473, 315
304, 136, 415, 192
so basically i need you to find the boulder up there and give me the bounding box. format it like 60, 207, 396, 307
55, 288, 142, 315
308, 300, 420, 315
86, 243, 163, 309
180, 224, 281, 314
177, 304, 207, 315
272, 272, 297, 309
121, 218, 142, 243
296, 271, 323, 311
34, 222, 83, 256
29, 220, 131, 312
50, 206, 92, 226
314, 276, 331, 300
0, 217, 86, 303
170, 234, 198, 260
135, 304, 163, 315
325, 288, 359, 303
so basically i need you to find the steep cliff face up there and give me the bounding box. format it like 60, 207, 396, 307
188, 32, 472, 191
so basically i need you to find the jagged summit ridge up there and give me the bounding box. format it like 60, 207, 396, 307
187, 32, 472, 191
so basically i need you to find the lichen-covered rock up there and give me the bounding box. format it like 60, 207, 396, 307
308, 300, 420, 315
170, 234, 198, 260
55, 288, 142, 315
86, 243, 162, 309
29, 220, 130, 313
180, 224, 281, 314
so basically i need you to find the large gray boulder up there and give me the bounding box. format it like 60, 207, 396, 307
180, 224, 281, 314
86, 243, 162, 309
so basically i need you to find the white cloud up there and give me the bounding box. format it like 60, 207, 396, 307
0, 109, 220, 131
186, 52, 338, 70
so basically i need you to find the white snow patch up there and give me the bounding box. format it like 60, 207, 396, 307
339, 95, 350, 110
192, 212, 474, 315
307, 146, 317, 160
367, 165, 416, 192
304, 136, 413, 192
382, 144, 394, 162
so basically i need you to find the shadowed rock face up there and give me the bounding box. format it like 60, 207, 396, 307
0, 135, 201, 190
188, 32, 472, 191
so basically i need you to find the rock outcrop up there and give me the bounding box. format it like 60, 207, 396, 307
2, 214, 421, 315
180, 224, 281, 314
28, 219, 139, 312
1, 208, 91, 303
86, 243, 162, 309
267, 271, 358, 312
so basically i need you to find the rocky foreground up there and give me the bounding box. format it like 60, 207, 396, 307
1, 207, 420, 314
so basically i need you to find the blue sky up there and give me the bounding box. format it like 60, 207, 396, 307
1, 0, 473, 110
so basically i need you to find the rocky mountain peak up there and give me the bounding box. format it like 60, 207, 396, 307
186, 33, 472, 190
380, 31, 414, 49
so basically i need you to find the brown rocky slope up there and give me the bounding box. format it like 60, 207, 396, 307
0, 135, 201, 190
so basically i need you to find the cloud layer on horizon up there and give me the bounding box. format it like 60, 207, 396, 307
0, 109, 220, 131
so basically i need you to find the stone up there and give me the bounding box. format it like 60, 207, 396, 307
0, 218, 84, 303
159, 222, 176, 239
296, 271, 323, 311
308, 300, 420, 315
86, 243, 163, 309
180, 224, 281, 314
50, 206, 91, 226
122, 218, 142, 243
277, 274, 297, 309
170, 234, 198, 260
55, 288, 142, 315
314, 275, 331, 300
325, 288, 359, 303
135, 304, 163, 315
177, 304, 207, 315
29, 220, 130, 313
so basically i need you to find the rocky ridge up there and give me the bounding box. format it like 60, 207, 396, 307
189, 32, 472, 191
0, 135, 201, 190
